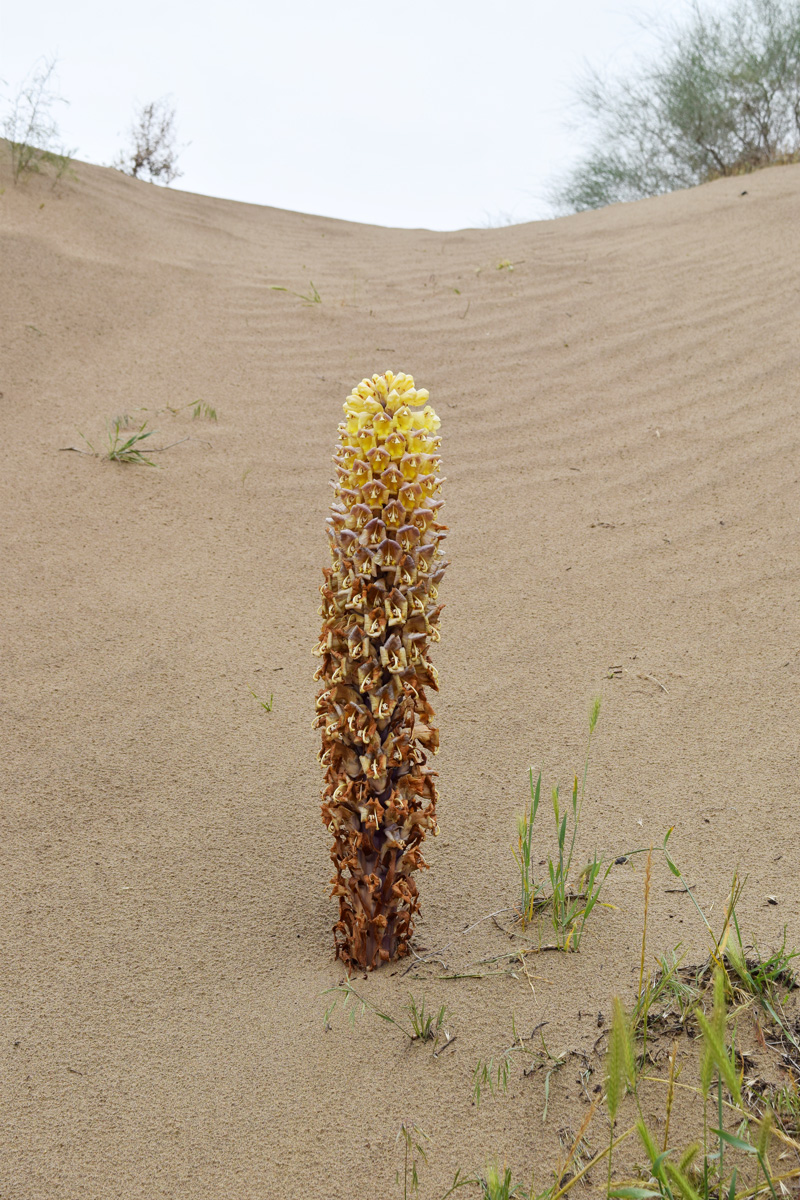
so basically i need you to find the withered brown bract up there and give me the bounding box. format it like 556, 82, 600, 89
313, 372, 447, 971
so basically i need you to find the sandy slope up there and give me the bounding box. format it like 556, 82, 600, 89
1, 150, 799, 1198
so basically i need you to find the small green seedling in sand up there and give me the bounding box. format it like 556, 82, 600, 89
395, 1124, 473, 1200
271, 280, 321, 304
472, 1053, 513, 1108
773, 1081, 800, 1139
631, 942, 696, 1046
162, 399, 218, 421
513, 696, 607, 949
105, 421, 159, 464
191, 401, 217, 421
653, 847, 800, 1038
109, 412, 138, 431
79, 419, 158, 465
323, 980, 451, 1054
538, 1034, 569, 1124
396, 1123, 430, 1199
248, 688, 273, 713
406, 994, 448, 1044
476, 1161, 529, 1199
72, 417, 191, 465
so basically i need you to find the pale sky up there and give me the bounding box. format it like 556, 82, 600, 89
3, 0, 697, 229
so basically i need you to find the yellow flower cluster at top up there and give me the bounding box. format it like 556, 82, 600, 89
335, 371, 442, 514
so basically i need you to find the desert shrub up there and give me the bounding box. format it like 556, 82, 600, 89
115, 97, 183, 184
2, 57, 74, 184
551, 0, 800, 211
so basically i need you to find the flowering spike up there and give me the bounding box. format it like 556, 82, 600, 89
315, 372, 447, 971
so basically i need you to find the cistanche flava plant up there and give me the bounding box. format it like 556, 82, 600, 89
313, 372, 447, 971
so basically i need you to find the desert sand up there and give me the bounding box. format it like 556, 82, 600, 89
1, 151, 799, 1198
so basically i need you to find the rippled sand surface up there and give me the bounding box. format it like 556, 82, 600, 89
2, 152, 799, 1197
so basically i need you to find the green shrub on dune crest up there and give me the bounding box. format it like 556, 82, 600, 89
552, 0, 800, 211
2, 57, 74, 185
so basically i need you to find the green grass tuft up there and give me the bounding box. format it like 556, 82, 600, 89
512, 696, 606, 949
271, 280, 321, 304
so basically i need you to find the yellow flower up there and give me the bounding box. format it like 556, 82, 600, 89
384, 430, 407, 459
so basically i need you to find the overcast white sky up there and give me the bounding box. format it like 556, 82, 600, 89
3, 0, 697, 229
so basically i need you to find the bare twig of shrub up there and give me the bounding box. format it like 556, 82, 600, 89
115, 97, 183, 184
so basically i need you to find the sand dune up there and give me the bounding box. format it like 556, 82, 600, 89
2, 151, 799, 1197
